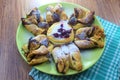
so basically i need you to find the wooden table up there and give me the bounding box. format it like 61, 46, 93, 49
0, 0, 119, 80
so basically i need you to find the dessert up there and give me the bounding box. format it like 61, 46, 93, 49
47, 21, 74, 45
21, 3, 105, 74
22, 34, 51, 65
74, 26, 105, 49
52, 43, 82, 73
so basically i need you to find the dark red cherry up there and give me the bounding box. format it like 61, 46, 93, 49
53, 33, 59, 38
64, 35, 69, 38
61, 31, 66, 36
58, 28, 65, 32
60, 24, 63, 27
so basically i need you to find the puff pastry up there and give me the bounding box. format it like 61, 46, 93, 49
21, 3, 105, 74
46, 3, 68, 25
52, 47, 69, 73
68, 43, 82, 70
28, 56, 49, 65
27, 7, 44, 22
75, 26, 105, 49
27, 45, 49, 62
68, 7, 95, 28
28, 34, 48, 51
47, 21, 74, 45
21, 18, 46, 35
52, 43, 82, 73
22, 8, 49, 35
22, 34, 51, 65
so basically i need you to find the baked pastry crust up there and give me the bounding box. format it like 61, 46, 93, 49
47, 21, 74, 45
52, 43, 82, 73
75, 26, 105, 49
52, 47, 69, 73
21, 3, 105, 74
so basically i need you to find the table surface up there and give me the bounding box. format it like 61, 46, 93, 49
0, 0, 120, 80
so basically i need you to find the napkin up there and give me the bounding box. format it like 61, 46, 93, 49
29, 16, 120, 80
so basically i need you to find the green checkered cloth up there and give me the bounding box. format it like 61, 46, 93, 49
29, 16, 120, 80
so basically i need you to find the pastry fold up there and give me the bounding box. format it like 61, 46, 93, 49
52, 43, 82, 73
68, 43, 82, 70
21, 8, 49, 35
28, 56, 49, 65
28, 45, 49, 65
52, 47, 69, 73
22, 34, 52, 65
75, 26, 105, 49
46, 3, 68, 25
27, 7, 44, 22
28, 34, 48, 51
68, 7, 95, 30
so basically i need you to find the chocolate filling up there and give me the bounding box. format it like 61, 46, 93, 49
74, 8, 79, 18
77, 32, 87, 40
52, 12, 60, 22
40, 38, 49, 47
21, 18, 32, 25
38, 22, 49, 28
68, 16, 77, 26
28, 37, 40, 50
28, 8, 41, 22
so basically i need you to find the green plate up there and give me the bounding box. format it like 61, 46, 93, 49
16, 2, 105, 75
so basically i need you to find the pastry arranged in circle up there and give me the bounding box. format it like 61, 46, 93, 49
21, 3, 105, 74
52, 43, 82, 73
68, 8, 95, 30
22, 34, 53, 65
74, 25, 105, 49
47, 21, 74, 45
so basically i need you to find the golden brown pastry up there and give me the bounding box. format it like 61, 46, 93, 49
54, 3, 63, 15
22, 34, 52, 65
74, 40, 96, 49
23, 34, 50, 53
46, 11, 54, 25
47, 5, 55, 13
47, 21, 74, 45
47, 42, 54, 53
21, 18, 46, 35
27, 45, 49, 62
28, 34, 49, 51
22, 44, 29, 54
67, 43, 82, 70
74, 25, 105, 49
52, 46, 69, 73
52, 43, 82, 73
60, 11, 68, 20
22, 8, 49, 35
77, 11, 95, 26
68, 15, 85, 30
28, 56, 49, 65
68, 7, 95, 28
27, 7, 44, 22
46, 3, 68, 24
74, 8, 86, 19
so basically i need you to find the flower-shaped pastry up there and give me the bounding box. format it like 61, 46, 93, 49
21, 3, 105, 74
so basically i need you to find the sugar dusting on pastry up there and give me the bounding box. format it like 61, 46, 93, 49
67, 43, 80, 53
61, 45, 69, 55
21, 3, 105, 74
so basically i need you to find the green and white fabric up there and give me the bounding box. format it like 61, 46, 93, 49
29, 16, 120, 80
